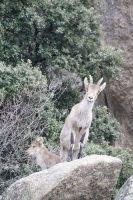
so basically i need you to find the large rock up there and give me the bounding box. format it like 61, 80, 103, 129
2, 155, 122, 200
115, 176, 133, 200
94, 0, 133, 150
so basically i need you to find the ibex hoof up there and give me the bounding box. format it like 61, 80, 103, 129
67, 156, 72, 162
78, 153, 82, 159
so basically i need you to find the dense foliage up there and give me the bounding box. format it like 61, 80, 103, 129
90, 106, 120, 145
54, 81, 81, 110
0, 0, 122, 78
0, 61, 45, 103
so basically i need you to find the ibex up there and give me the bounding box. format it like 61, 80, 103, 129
60, 75, 106, 162
26, 137, 60, 170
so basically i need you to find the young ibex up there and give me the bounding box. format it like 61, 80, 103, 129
26, 137, 60, 170
60, 75, 106, 162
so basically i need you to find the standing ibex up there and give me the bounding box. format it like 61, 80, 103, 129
26, 137, 60, 170
60, 75, 106, 162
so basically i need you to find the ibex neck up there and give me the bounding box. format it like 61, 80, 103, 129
80, 97, 94, 111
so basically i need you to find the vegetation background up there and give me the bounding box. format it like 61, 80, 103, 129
0, 0, 132, 197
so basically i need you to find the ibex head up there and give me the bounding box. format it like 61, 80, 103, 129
26, 137, 44, 157
84, 75, 106, 102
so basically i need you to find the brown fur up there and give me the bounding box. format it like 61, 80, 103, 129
26, 137, 60, 170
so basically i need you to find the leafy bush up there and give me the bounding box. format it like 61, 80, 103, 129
88, 48, 122, 79
54, 81, 81, 110
0, 0, 122, 79
0, 61, 45, 103
0, 1, 36, 64
90, 106, 120, 145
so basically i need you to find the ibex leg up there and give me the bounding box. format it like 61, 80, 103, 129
78, 133, 86, 159
60, 146, 69, 162
67, 132, 74, 161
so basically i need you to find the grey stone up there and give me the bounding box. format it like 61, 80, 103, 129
94, 0, 133, 150
115, 176, 133, 200
2, 155, 122, 200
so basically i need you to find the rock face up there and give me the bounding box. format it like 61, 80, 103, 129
115, 176, 133, 200
2, 155, 122, 200
94, 0, 133, 150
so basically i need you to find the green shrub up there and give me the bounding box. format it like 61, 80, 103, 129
90, 106, 120, 145
0, 61, 45, 103
88, 48, 122, 79
0, 0, 122, 79
110, 147, 133, 189
54, 81, 81, 110
0, 1, 36, 64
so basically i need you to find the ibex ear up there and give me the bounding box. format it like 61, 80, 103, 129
36, 137, 44, 146
84, 77, 89, 92
99, 82, 106, 92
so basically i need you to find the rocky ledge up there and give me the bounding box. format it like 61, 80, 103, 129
2, 155, 122, 200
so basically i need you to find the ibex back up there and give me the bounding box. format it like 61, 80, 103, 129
60, 75, 106, 162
